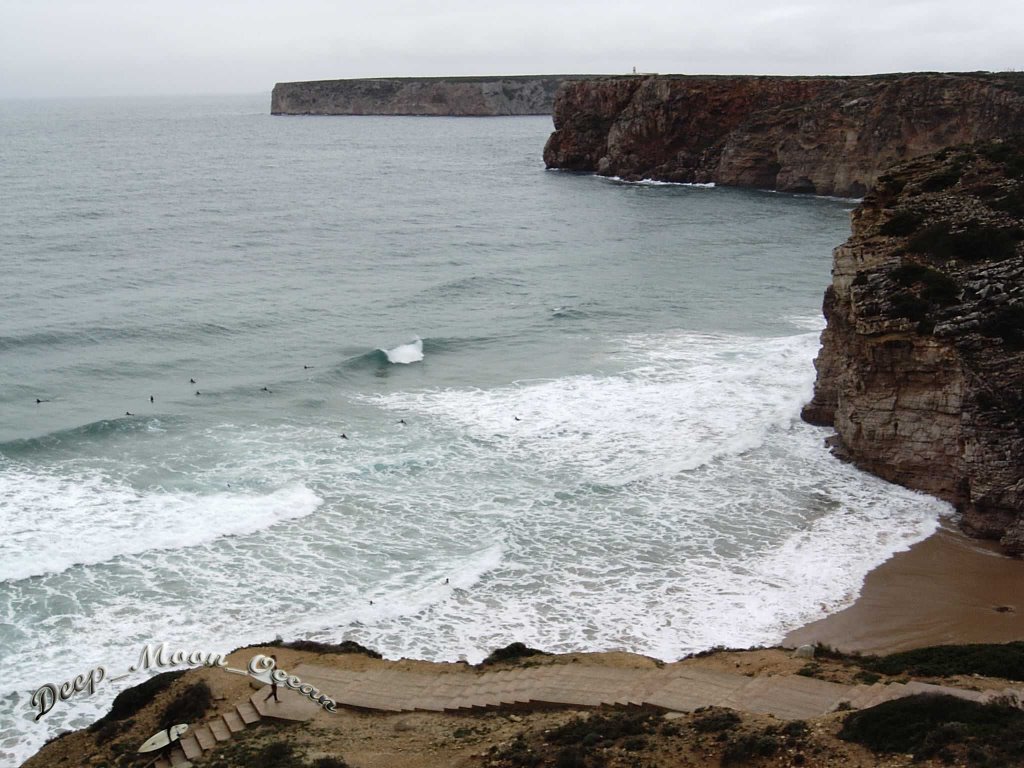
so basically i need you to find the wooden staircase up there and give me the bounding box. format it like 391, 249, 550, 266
147, 662, 1023, 768
152, 690, 312, 768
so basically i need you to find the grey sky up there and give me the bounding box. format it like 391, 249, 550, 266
2, 0, 1022, 98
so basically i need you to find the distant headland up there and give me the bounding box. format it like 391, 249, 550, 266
270, 75, 615, 116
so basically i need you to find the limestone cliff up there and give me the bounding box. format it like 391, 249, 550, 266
544, 73, 1024, 196
271, 75, 602, 116
803, 139, 1024, 554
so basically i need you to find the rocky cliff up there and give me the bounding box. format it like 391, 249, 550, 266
271, 75, 603, 116
803, 138, 1024, 554
544, 73, 1024, 196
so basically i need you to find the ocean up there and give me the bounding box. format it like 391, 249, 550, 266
0, 93, 948, 764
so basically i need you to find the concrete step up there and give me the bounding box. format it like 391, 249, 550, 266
237, 700, 261, 725
153, 758, 171, 768
222, 710, 246, 733
208, 718, 231, 742
178, 734, 202, 762
167, 746, 192, 768
192, 723, 216, 751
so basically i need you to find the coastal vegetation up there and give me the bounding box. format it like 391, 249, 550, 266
839, 693, 1024, 764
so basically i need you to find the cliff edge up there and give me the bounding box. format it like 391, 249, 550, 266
271, 75, 606, 116
543, 73, 1024, 196
803, 138, 1024, 554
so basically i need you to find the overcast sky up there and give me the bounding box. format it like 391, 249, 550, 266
2, 0, 1022, 98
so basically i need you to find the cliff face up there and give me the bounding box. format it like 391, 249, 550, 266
544, 73, 1024, 196
803, 139, 1024, 554
271, 76, 598, 116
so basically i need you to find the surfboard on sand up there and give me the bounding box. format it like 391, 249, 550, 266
138, 723, 188, 753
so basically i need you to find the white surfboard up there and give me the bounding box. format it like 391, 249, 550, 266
138, 723, 188, 753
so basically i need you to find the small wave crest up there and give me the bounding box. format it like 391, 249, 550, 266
382, 337, 424, 365
0, 416, 177, 458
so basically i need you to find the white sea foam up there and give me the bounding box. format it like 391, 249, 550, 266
605, 176, 716, 188
367, 330, 821, 485
0, 470, 322, 581
382, 337, 424, 364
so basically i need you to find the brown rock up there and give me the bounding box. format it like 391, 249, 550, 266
544, 73, 1024, 196
803, 138, 1024, 554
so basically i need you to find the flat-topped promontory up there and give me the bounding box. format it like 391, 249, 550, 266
270, 75, 612, 116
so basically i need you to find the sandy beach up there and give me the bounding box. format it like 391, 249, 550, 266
784, 522, 1024, 654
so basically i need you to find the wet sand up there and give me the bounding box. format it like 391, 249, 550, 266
785, 523, 1024, 654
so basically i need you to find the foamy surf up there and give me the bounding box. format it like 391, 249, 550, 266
0, 470, 322, 581
382, 337, 424, 364
605, 176, 717, 188
366, 330, 822, 485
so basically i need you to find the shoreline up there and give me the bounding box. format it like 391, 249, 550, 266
784, 521, 1024, 654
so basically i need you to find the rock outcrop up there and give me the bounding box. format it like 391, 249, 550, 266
803, 138, 1024, 554
271, 75, 603, 116
544, 73, 1024, 196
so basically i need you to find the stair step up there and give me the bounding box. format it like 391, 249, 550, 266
237, 700, 261, 724
209, 718, 232, 741
223, 710, 246, 732
153, 758, 171, 768
192, 723, 216, 751
178, 734, 202, 761
168, 744, 192, 767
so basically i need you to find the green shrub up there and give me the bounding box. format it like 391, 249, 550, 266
853, 670, 882, 685
860, 641, 1024, 680
979, 304, 1024, 350
782, 720, 809, 738
159, 681, 212, 730
950, 226, 1018, 261
247, 741, 305, 768
891, 264, 959, 304
89, 670, 185, 729
880, 210, 925, 236
990, 186, 1024, 216
278, 639, 382, 659
838, 693, 1024, 763
692, 708, 741, 733
480, 642, 549, 666
545, 709, 656, 746
921, 166, 962, 192
891, 293, 931, 321
908, 222, 955, 256
722, 732, 780, 765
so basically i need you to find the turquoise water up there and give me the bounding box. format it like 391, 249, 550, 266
0, 94, 946, 763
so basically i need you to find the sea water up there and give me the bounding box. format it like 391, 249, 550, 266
0, 94, 947, 763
